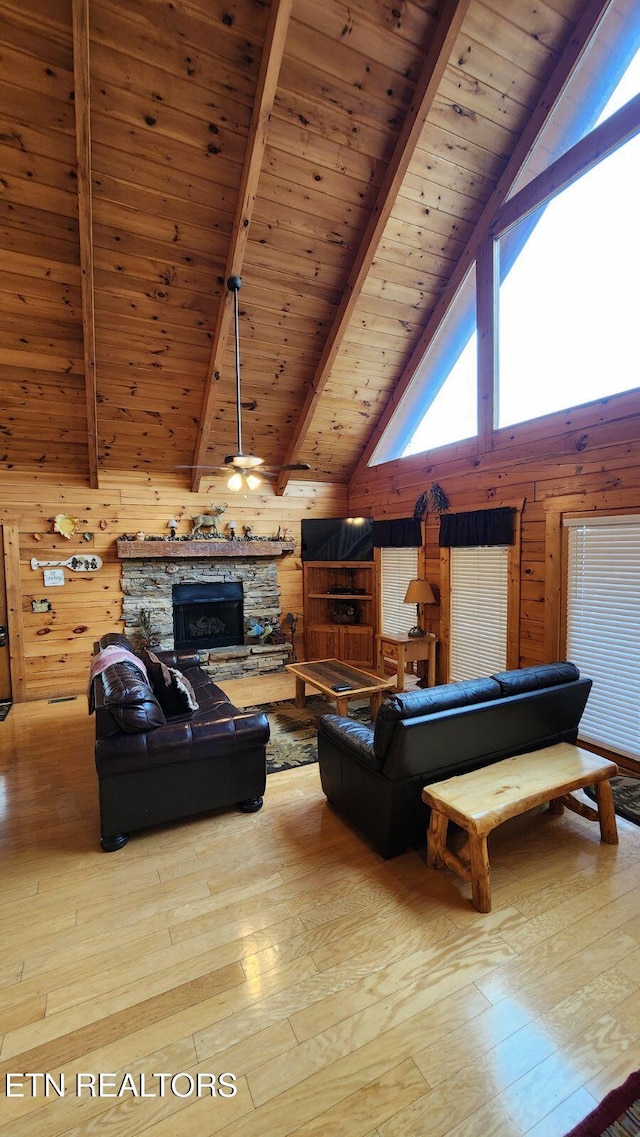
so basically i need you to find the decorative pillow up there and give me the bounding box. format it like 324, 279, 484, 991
139, 648, 199, 716
157, 666, 200, 717
139, 647, 172, 695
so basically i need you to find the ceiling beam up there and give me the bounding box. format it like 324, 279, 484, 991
350, 0, 614, 488
275, 0, 471, 496
191, 0, 293, 493
72, 0, 99, 489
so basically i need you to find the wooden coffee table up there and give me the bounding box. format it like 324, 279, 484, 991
423, 742, 618, 913
287, 658, 395, 719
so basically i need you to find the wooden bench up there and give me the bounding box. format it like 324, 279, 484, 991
422, 742, 618, 913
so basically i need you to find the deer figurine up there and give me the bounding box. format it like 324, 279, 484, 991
190, 502, 227, 538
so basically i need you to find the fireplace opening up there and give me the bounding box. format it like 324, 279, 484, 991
172, 581, 244, 650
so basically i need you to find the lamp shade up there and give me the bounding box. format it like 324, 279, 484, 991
404, 578, 436, 605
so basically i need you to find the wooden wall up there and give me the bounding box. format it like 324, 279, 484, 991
349, 388, 640, 677
3, 383, 640, 702
0, 472, 347, 701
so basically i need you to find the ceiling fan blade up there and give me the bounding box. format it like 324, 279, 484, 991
261, 463, 311, 472
175, 460, 310, 474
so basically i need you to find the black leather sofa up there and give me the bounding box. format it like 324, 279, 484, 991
317, 662, 592, 858
90, 633, 269, 851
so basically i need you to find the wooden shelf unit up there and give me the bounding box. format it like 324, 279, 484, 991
303, 560, 378, 669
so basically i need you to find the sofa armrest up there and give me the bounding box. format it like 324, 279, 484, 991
318, 714, 380, 771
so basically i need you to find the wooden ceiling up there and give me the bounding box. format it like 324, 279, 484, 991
0, 0, 606, 493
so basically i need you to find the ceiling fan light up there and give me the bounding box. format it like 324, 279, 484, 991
227, 472, 243, 492
225, 454, 264, 469
245, 473, 262, 490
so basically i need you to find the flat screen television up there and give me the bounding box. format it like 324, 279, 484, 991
301, 517, 373, 562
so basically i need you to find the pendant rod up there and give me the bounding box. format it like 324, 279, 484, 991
229, 275, 243, 458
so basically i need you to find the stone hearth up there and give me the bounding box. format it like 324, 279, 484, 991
120, 547, 292, 681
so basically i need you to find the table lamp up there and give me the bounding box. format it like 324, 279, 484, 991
404, 578, 436, 637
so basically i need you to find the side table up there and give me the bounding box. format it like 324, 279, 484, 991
376, 632, 437, 691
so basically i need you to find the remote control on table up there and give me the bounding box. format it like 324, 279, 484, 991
331, 683, 351, 692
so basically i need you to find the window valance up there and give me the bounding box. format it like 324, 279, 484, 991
439, 507, 514, 547
373, 518, 422, 548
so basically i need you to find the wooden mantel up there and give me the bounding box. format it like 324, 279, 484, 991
116, 539, 295, 559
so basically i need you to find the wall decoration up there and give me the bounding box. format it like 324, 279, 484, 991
413, 483, 450, 521
43, 568, 65, 587
31, 599, 52, 613
53, 513, 80, 539
99, 519, 108, 530
30, 554, 103, 572
82, 532, 94, 542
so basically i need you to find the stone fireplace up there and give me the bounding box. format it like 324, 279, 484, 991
117, 537, 294, 681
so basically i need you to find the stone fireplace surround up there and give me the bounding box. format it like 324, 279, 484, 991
118, 539, 293, 682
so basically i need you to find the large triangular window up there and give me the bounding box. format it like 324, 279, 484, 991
370, 13, 640, 466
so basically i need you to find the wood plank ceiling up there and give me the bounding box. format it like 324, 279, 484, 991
0, 0, 598, 492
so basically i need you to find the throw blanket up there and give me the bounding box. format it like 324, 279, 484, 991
89, 645, 148, 693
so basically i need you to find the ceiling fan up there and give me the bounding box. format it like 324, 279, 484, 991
180, 275, 310, 491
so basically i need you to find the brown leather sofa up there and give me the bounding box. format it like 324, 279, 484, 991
90, 633, 269, 851
317, 662, 592, 858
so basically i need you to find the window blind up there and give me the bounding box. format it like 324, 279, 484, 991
380, 547, 418, 636
450, 545, 508, 680
565, 515, 640, 761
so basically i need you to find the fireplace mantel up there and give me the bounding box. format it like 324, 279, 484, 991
117, 538, 295, 559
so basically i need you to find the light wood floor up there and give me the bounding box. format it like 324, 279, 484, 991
1, 675, 640, 1137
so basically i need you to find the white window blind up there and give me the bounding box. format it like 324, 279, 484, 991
380, 547, 418, 636
450, 546, 508, 681
565, 515, 640, 761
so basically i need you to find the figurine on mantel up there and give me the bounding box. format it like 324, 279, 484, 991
243, 524, 254, 540
272, 525, 293, 542
226, 520, 237, 539
167, 518, 178, 539
190, 502, 227, 538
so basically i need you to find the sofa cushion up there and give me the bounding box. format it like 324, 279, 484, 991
101, 662, 166, 733
374, 677, 501, 762
491, 661, 579, 695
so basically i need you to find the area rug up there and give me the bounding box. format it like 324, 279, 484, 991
564, 1068, 640, 1136
247, 698, 370, 775
584, 775, 640, 828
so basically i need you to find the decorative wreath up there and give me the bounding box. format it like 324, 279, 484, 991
331, 601, 360, 625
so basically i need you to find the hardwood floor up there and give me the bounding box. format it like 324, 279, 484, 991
1, 678, 639, 1137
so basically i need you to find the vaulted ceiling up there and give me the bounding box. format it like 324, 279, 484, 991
0, 0, 609, 493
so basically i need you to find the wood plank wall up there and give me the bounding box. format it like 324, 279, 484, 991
3, 384, 640, 702
349, 389, 640, 679
0, 474, 346, 701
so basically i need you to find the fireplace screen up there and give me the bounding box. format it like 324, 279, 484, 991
172, 581, 244, 650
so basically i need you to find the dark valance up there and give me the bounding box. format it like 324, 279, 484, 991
439, 507, 515, 547
373, 518, 422, 548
